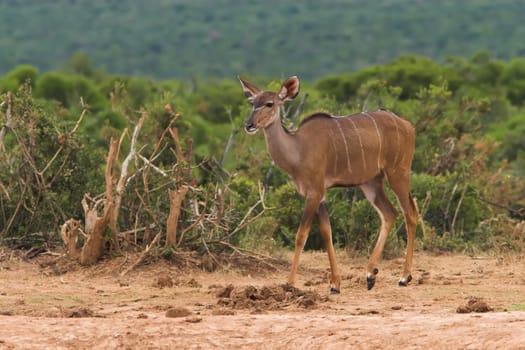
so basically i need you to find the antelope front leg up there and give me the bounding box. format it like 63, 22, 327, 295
287, 195, 321, 287
318, 201, 341, 294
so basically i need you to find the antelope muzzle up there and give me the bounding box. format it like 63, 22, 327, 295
245, 120, 258, 134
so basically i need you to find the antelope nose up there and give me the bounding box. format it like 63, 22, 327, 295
245, 122, 257, 134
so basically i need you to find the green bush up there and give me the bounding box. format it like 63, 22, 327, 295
343, 195, 380, 252
34, 72, 70, 106
1, 57, 524, 256
6, 65, 39, 88
411, 172, 490, 251
499, 58, 525, 105
0, 84, 105, 245
34, 72, 105, 111
267, 182, 303, 247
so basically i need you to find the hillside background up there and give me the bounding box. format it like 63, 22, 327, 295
1, 0, 525, 80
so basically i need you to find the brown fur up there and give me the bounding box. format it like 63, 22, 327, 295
239, 76, 418, 292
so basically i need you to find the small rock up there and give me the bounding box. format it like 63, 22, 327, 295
165, 307, 192, 318
185, 316, 202, 323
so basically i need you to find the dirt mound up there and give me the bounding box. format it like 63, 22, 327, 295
62, 307, 95, 318
154, 273, 202, 288
456, 297, 493, 313
214, 284, 328, 311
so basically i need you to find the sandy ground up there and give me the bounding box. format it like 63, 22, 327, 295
0, 249, 525, 349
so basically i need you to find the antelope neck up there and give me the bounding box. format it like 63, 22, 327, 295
262, 118, 299, 175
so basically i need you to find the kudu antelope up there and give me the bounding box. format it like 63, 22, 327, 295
239, 76, 418, 292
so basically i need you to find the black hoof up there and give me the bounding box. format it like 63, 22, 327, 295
330, 287, 340, 295
367, 268, 379, 290
398, 274, 413, 287
367, 277, 376, 290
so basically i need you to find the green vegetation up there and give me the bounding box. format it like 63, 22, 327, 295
1, 1, 525, 80
1, 52, 524, 257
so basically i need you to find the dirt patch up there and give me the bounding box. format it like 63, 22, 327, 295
0, 250, 525, 349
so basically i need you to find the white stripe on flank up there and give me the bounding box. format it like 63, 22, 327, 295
348, 118, 367, 171
383, 110, 403, 165
363, 112, 382, 169
329, 134, 339, 175
334, 119, 352, 174
389, 113, 401, 165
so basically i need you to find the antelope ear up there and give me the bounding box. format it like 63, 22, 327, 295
278, 76, 300, 101
238, 76, 261, 101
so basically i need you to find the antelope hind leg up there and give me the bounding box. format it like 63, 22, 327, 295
361, 176, 397, 290
386, 171, 418, 287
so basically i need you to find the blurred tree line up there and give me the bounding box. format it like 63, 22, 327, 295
1, 0, 525, 80
0, 52, 524, 257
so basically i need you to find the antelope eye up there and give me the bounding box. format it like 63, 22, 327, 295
265, 102, 274, 108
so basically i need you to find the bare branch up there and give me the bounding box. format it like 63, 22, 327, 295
40, 106, 88, 176
168, 127, 185, 165
220, 108, 240, 167
223, 182, 270, 239
165, 185, 189, 247
178, 188, 209, 246
0, 92, 13, 152
117, 224, 157, 238
79, 139, 118, 265
151, 112, 180, 157
60, 219, 81, 257
111, 112, 146, 237
117, 113, 146, 195
0, 181, 10, 200
120, 230, 163, 276
211, 240, 279, 271
452, 184, 468, 234
137, 154, 169, 177
135, 189, 161, 229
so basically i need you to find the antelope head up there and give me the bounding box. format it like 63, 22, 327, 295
239, 76, 300, 134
